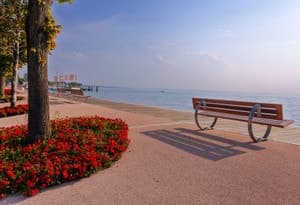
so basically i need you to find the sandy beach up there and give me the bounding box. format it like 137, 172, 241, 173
0, 94, 299, 205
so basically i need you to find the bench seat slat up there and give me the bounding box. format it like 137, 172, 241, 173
202, 103, 278, 114
198, 110, 294, 128
198, 106, 279, 119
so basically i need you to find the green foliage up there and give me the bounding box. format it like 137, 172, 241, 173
0, 0, 73, 69
0, 0, 27, 75
70, 81, 82, 87
0, 0, 27, 56
48, 81, 56, 86
18, 77, 24, 85
47, 0, 74, 50
58, 0, 73, 3
44, 10, 62, 52
30, 0, 73, 63
0, 54, 12, 76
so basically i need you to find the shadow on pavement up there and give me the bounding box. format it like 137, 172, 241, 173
141, 127, 265, 161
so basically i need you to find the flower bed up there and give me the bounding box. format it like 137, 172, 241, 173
0, 104, 28, 118
0, 116, 129, 198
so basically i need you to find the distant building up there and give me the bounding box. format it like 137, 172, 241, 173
54, 74, 77, 82
54, 74, 80, 89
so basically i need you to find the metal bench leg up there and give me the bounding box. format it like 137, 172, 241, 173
248, 104, 272, 142
194, 105, 218, 131
248, 123, 272, 142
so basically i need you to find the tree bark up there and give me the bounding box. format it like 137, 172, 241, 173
11, 42, 19, 108
26, 0, 52, 143
0, 76, 5, 96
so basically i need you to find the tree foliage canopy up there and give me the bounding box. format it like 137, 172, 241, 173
0, 0, 27, 73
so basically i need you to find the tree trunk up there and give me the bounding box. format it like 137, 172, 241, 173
26, 0, 52, 144
0, 76, 5, 96
11, 42, 19, 108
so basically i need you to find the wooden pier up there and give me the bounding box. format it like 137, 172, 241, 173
81, 85, 100, 92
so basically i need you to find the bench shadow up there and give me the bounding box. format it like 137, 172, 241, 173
141, 128, 265, 161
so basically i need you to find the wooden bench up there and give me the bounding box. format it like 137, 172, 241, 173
70, 88, 91, 101
192, 98, 294, 142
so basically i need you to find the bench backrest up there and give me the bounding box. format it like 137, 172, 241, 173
71, 88, 84, 95
192, 98, 283, 120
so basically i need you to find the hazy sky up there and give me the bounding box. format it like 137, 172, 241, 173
48, 0, 300, 94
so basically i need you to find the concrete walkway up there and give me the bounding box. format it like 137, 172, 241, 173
0, 96, 299, 205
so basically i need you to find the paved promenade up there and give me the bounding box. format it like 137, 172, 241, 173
0, 96, 299, 205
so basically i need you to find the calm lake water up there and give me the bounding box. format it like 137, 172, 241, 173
84, 87, 300, 126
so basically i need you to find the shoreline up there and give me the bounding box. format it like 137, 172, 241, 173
83, 87, 300, 126
86, 96, 194, 121
49, 93, 300, 128
48, 93, 193, 122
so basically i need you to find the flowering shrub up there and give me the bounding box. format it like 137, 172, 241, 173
0, 104, 28, 118
4, 88, 11, 95
0, 116, 129, 198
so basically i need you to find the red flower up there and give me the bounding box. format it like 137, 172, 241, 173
7, 170, 16, 179
91, 159, 98, 168
22, 162, 34, 171
27, 188, 39, 196
0, 104, 29, 118
62, 170, 69, 179
1, 180, 9, 186
26, 180, 35, 188
45, 160, 54, 175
